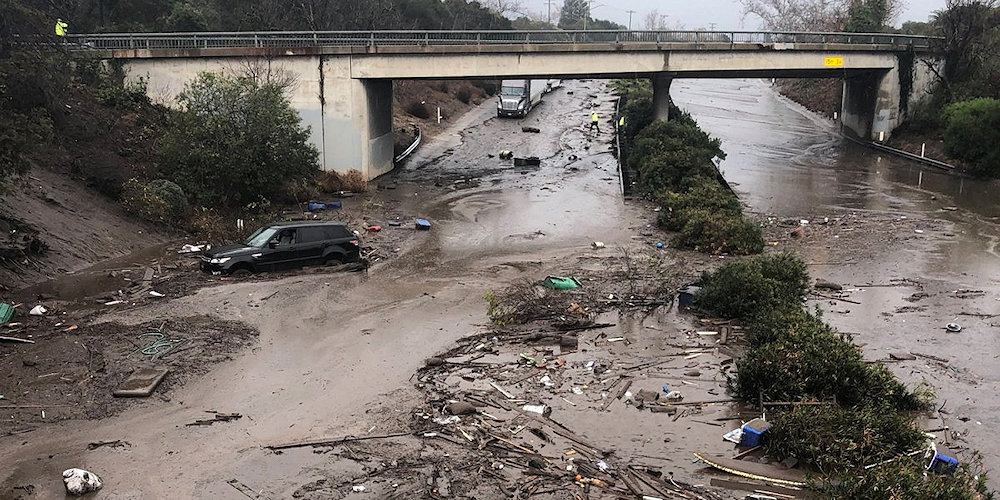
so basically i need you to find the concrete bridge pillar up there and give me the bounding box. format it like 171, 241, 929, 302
320, 57, 394, 179
841, 68, 899, 141
651, 73, 672, 121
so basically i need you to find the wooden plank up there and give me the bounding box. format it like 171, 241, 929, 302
0, 336, 35, 344
695, 453, 807, 488
709, 478, 813, 498
112, 368, 168, 398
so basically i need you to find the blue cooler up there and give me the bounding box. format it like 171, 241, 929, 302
739, 418, 772, 447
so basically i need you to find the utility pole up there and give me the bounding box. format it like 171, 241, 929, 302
626, 10, 636, 30
585, 0, 591, 31
547, 0, 552, 25
709, 22, 717, 31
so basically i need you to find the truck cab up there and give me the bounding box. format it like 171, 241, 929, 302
498, 79, 531, 118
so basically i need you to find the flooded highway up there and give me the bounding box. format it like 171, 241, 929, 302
676, 78, 1000, 484
3, 77, 998, 498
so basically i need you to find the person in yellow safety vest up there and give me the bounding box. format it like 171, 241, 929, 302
55, 18, 69, 36
589, 111, 600, 134
618, 116, 625, 129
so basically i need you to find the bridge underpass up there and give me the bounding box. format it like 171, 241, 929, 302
70, 30, 943, 179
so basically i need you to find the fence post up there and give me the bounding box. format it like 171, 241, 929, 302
370, 32, 375, 47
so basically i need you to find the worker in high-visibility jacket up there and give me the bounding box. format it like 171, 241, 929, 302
618, 116, 625, 130
55, 18, 68, 36
589, 111, 601, 134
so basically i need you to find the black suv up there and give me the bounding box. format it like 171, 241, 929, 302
200, 221, 360, 276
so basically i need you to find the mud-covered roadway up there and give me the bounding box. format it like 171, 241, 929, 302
1, 78, 998, 499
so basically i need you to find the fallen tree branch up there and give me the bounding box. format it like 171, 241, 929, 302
266, 431, 412, 451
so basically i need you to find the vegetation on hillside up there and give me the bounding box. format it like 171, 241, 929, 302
694, 253, 990, 497
612, 79, 764, 255
160, 72, 319, 207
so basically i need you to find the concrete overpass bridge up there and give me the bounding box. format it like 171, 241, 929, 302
69, 30, 943, 179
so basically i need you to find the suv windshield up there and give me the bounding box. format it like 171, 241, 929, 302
244, 227, 280, 247
501, 86, 525, 96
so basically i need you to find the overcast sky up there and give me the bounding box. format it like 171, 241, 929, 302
518, 0, 946, 30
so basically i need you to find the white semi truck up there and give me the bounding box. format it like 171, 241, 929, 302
496, 79, 552, 118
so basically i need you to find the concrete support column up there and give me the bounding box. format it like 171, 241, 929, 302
320, 56, 394, 179
651, 73, 672, 122
840, 67, 900, 142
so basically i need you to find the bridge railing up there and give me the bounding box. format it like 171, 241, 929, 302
64, 30, 941, 51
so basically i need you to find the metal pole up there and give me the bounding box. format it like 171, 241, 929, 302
627, 10, 635, 30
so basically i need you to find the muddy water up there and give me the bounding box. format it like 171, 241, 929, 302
675, 78, 1000, 482
3, 77, 998, 498
0, 80, 636, 499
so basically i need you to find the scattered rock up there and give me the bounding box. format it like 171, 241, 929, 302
889, 352, 917, 361
684, 370, 701, 377
635, 389, 659, 402
446, 401, 477, 416
815, 280, 843, 291
521, 126, 540, 133
425, 357, 445, 367
790, 226, 805, 239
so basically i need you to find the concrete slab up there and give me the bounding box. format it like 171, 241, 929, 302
113, 368, 169, 397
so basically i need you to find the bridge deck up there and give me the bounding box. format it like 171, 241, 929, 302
67, 30, 940, 58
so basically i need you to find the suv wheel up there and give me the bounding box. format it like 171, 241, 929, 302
230, 268, 252, 278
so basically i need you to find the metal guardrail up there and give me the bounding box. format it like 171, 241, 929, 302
394, 127, 422, 164
63, 30, 942, 51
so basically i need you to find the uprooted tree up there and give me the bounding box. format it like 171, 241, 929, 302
159, 72, 319, 207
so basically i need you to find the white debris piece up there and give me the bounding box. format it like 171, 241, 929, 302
63, 468, 103, 495
522, 404, 549, 415
178, 243, 209, 254
352, 485, 366, 492
29, 305, 47, 316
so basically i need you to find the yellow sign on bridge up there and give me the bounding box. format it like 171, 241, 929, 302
824, 56, 845, 68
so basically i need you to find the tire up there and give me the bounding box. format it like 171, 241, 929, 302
229, 268, 252, 278
324, 254, 344, 266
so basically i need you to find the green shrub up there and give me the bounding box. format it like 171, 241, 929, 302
627, 120, 725, 194
744, 306, 836, 346
160, 72, 319, 207
730, 324, 925, 409
943, 98, 1000, 178
696, 252, 810, 319
822, 454, 994, 500
96, 76, 150, 111
149, 179, 188, 218
766, 406, 927, 474
657, 176, 741, 231
120, 178, 169, 223
456, 88, 472, 104
673, 209, 764, 255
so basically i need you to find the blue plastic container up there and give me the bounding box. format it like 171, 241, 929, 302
739, 418, 772, 448
929, 452, 959, 475
415, 218, 431, 230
